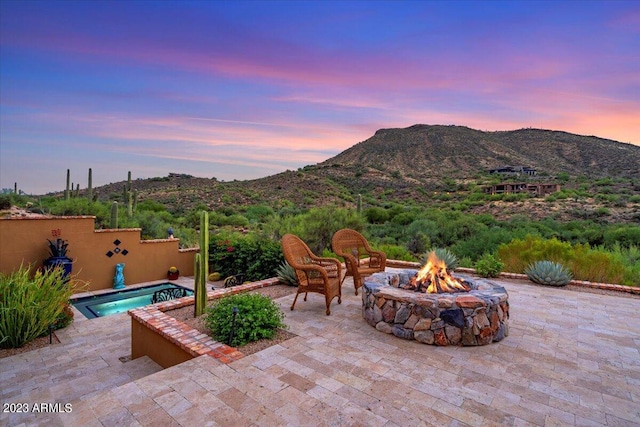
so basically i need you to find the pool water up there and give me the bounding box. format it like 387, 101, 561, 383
71, 283, 193, 319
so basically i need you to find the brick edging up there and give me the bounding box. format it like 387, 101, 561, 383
128, 277, 281, 364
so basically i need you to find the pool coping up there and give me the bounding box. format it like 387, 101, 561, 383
128, 278, 281, 364
71, 282, 194, 319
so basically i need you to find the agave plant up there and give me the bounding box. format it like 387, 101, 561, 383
525, 260, 572, 286
423, 247, 459, 270
276, 261, 298, 286
47, 238, 69, 258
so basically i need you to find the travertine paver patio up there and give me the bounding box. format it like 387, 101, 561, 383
1, 273, 639, 426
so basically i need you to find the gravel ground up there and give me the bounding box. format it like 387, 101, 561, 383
0, 334, 60, 359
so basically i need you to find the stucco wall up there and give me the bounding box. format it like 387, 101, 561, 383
131, 317, 193, 368
0, 216, 196, 292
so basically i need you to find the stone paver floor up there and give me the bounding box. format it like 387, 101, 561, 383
1, 274, 639, 426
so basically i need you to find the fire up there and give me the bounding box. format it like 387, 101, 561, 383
408, 251, 470, 293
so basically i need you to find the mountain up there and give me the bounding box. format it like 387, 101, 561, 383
322, 125, 640, 179
88, 125, 640, 220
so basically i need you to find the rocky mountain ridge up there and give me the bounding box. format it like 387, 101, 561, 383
63, 125, 640, 221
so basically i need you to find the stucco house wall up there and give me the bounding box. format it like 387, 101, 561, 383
0, 216, 196, 292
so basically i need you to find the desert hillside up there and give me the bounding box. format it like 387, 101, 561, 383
59, 125, 640, 222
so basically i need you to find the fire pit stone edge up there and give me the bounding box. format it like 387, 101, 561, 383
362, 270, 509, 346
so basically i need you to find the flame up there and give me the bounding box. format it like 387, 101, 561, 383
415, 252, 470, 293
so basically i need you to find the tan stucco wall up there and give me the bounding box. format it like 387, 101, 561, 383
131, 318, 192, 368
0, 216, 196, 292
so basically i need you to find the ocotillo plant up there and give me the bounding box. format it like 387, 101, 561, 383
65, 169, 70, 201
110, 201, 118, 229
87, 168, 93, 202
194, 210, 209, 317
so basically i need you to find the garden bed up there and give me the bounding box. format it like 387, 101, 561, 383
128, 279, 298, 368
165, 284, 297, 356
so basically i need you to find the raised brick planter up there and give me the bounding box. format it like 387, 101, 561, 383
129, 278, 280, 368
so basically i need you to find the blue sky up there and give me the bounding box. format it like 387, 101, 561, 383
1, 1, 638, 194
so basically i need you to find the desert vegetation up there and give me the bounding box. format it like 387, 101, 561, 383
3, 185, 639, 286
3, 126, 639, 286
0, 265, 79, 349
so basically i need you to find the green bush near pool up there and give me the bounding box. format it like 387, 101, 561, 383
204, 293, 286, 347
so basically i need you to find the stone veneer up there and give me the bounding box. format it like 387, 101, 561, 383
362, 270, 509, 346
128, 278, 280, 364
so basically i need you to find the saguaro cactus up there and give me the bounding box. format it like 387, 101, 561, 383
132, 190, 138, 213
87, 168, 93, 202
357, 193, 362, 214
65, 169, 70, 201
110, 201, 118, 229
194, 210, 209, 317
126, 171, 133, 217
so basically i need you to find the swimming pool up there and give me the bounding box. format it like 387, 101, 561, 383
71, 283, 193, 319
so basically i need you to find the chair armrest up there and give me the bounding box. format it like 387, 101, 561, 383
314, 257, 342, 279
340, 252, 360, 272
294, 263, 335, 282
367, 250, 386, 268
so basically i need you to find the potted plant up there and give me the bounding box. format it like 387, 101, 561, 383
44, 238, 73, 281
167, 266, 179, 280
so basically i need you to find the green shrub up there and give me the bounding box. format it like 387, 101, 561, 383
608, 244, 640, 286
136, 199, 167, 212
450, 227, 516, 261
603, 226, 640, 248
498, 236, 573, 274
569, 245, 625, 284
364, 207, 390, 224
459, 256, 474, 268
209, 233, 284, 281
474, 253, 504, 278
273, 206, 364, 254
243, 204, 275, 223
0, 265, 76, 349
204, 293, 286, 347
0, 194, 11, 210
377, 244, 416, 262
391, 212, 416, 225
525, 261, 572, 286
498, 236, 631, 284
406, 232, 430, 255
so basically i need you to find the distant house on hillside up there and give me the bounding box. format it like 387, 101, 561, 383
482, 182, 560, 197
488, 166, 536, 176
168, 173, 194, 179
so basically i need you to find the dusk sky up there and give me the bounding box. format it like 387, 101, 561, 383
1, 1, 638, 195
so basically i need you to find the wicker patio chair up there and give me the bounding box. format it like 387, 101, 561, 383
331, 228, 386, 295
281, 234, 343, 315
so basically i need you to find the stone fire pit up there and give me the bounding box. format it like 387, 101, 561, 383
362, 270, 509, 346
